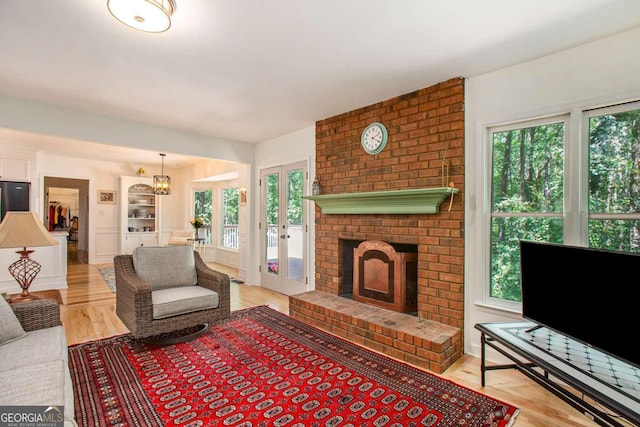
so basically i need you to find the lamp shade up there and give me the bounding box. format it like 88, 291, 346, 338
0, 212, 58, 249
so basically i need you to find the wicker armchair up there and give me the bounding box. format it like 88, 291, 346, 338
10, 299, 61, 332
114, 246, 230, 339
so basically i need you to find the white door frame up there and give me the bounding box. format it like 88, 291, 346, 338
259, 161, 308, 295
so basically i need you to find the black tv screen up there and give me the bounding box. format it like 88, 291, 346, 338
520, 240, 640, 368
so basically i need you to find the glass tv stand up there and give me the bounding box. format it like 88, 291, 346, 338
475, 322, 640, 426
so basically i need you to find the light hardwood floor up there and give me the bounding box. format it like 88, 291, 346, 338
58, 257, 622, 427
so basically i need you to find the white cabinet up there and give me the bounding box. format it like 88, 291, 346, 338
119, 176, 160, 254
122, 232, 159, 254
0, 157, 30, 181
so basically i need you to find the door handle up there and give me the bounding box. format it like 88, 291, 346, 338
280, 234, 290, 239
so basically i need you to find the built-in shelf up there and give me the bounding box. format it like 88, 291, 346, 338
303, 187, 458, 214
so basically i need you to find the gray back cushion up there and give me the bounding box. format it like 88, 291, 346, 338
132, 245, 198, 290
0, 297, 27, 346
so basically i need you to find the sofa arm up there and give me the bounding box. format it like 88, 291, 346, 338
10, 299, 61, 332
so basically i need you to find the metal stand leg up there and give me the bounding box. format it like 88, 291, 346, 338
480, 331, 486, 387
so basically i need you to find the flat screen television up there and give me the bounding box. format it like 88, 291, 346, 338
519, 240, 640, 368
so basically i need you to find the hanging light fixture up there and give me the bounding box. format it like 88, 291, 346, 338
153, 153, 171, 195
107, 0, 176, 33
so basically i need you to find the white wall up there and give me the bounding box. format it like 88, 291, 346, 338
0, 96, 254, 165
237, 166, 252, 283
465, 27, 640, 359
34, 150, 248, 265
253, 126, 316, 288
37, 151, 144, 263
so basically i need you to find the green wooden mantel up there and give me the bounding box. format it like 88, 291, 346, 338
303, 187, 458, 214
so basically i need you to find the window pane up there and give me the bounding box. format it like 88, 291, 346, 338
491, 123, 564, 213
194, 190, 212, 244
490, 217, 563, 301
490, 120, 565, 303
222, 188, 239, 249
588, 219, 640, 252
589, 109, 640, 214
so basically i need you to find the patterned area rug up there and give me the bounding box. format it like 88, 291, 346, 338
68, 306, 518, 427
97, 266, 115, 293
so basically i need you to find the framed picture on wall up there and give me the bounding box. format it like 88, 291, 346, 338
97, 190, 116, 204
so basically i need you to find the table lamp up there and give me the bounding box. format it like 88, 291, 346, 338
0, 212, 58, 302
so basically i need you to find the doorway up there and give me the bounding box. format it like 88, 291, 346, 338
43, 177, 89, 264
260, 162, 307, 296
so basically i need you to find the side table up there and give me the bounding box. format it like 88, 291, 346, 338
187, 237, 207, 260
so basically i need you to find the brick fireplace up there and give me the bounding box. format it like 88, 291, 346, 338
289, 77, 465, 373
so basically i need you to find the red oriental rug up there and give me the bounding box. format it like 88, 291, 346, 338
68, 306, 518, 427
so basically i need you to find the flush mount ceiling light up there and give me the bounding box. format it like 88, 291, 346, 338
153, 153, 171, 195
107, 0, 176, 33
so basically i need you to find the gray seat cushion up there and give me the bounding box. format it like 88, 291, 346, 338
132, 245, 197, 290
152, 286, 219, 319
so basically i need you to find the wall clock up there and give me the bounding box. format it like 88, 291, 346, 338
361, 122, 388, 155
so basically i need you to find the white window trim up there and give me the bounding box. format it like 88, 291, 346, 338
188, 180, 238, 250
190, 185, 215, 246
477, 113, 571, 313
473, 100, 640, 313
582, 100, 640, 228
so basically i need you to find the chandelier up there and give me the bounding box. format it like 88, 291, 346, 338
107, 0, 176, 33
153, 153, 171, 195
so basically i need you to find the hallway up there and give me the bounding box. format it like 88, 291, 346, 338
66, 241, 87, 265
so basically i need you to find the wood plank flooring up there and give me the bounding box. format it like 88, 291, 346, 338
58, 255, 623, 426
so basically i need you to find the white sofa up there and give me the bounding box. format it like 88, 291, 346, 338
0, 298, 76, 427
167, 229, 194, 245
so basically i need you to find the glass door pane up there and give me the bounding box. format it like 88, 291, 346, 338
265, 171, 279, 275
286, 168, 304, 282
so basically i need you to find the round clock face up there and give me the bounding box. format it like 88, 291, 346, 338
361, 122, 388, 155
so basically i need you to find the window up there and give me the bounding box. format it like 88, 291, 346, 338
587, 104, 640, 251
193, 189, 212, 244
489, 117, 566, 302
221, 187, 239, 249
487, 102, 640, 305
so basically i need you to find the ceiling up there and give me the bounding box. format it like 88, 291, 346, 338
1, 0, 640, 165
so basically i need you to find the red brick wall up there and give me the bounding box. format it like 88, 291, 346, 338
313, 77, 465, 328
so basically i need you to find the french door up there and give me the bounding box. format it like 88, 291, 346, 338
260, 162, 307, 295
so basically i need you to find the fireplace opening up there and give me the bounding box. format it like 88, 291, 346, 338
339, 239, 418, 315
